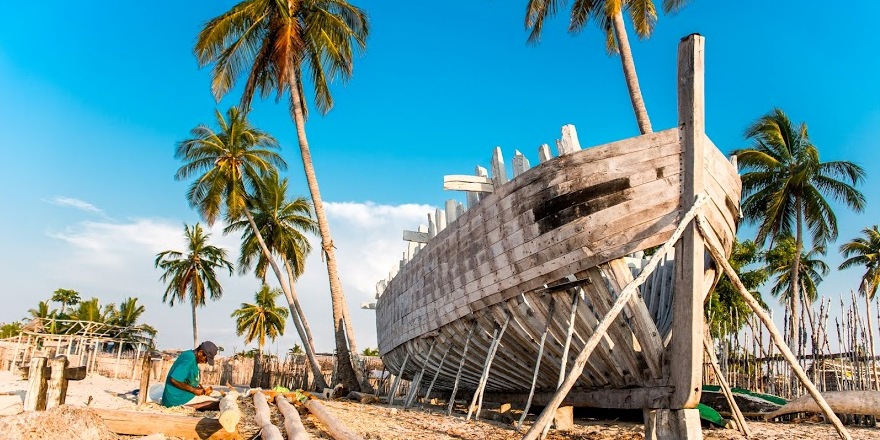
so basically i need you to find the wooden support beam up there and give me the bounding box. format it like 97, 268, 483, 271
304, 398, 365, 440
46, 356, 70, 409
556, 124, 582, 156
447, 320, 478, 416
24, 357, 48, 411
670, 32, 705, 412
93, 408, 239, 439
423, 345, 451, 405
443, 175, 494, 193
405, 339, 436, 408
517, 298, 555, 431
696, 214, 852, 440
386, 350, 409, 406
522, 194, 708, 440
703, 335, 750, 436
254, 391, 284, 440
275, 395, 308, 440
466, 313, 511, 421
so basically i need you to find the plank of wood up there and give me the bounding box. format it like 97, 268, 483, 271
443, 175, 494, 193
23, 357, 48, 411
402, 230, 429, 244
93, 408, 239, 439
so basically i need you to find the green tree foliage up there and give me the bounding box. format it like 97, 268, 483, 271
765, 235, 829, 303
839, 225, 880, 300
0, 322, 22, 339
51, 288, 81, 315
232, 285, 289, 353
71, 297, 115, 323
361, 347, 379, 357
733, 108, 865, 353
705, 239, 767, 338
155, 223, 234, 348
195, 0, 370, 391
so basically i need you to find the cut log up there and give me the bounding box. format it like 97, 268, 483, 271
345, 391, 379, 404
218, 389, 241, 433
765, 391, 880, 420
253, 391, 283, 440
138, 352, 151, 406
303, 399, 364, 440
23, 357, 48, 411
92, 408, 238, 439
275, 395, 309, 440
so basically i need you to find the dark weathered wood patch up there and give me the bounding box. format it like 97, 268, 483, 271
533, 177, 630, 234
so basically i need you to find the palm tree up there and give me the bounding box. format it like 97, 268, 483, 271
71, 298, 115, 323
110, 297, 147, 328
705, 239, 768, 338
232, 285, 289, 387
194, 1, 369, 391
839, 225, 880, 389
51, 288, 81, 315
225, 172, 329, 389
155, 223, 234, 348
524, 0, 691, 134
765, 236, 829, 305
733, 108, 865, 354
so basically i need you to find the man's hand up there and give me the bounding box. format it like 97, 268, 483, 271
202, 386, 213, 396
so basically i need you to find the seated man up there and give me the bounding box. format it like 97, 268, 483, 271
161, 341, 220, 410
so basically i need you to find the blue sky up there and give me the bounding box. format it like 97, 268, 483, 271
1, 1, 878, 353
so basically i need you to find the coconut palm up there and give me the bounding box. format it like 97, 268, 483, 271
110, 297, 147, 328
51, 288, 81, 315
155, 223, 234, 348
71, 298, 115, 323
765, 236, 829, 303
232, 285, 289, 387
524, 0, 691, 134
705, 239, 768, 338
839, 225, 880, 388
195, 0, 370, 390
733, 108, 865, 354
225, 171, 329, 389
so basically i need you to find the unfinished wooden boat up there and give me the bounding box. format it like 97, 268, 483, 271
374, 35, 740, 415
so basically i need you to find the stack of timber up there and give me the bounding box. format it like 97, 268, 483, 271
374, 36, 742, 413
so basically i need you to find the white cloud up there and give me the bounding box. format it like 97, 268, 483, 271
19, 201, 437, 354
45, 196, 106, 216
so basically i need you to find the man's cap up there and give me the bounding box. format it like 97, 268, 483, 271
197, 341, 218, 366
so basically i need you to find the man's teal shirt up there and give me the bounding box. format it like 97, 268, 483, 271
161, 350, 200, 407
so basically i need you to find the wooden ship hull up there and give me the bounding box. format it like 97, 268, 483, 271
375, 35, 741, 411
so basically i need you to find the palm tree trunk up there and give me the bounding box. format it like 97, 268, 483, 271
287, 72, 361, 392
191, 302, 199, 349
611, 10, 652, 135
791, 204, 803, 359
283, 259, 329, 390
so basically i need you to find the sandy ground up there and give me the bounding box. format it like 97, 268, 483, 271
2, 370, 880, 439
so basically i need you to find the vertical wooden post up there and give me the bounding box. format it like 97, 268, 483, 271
46, 356, 70, 409
114, 342, 123, 379
138, 351, 151, 406
387, 350, 410, 405
670, 32, 705, 410
24, 357, 48, 411
9, 333, 22, 371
